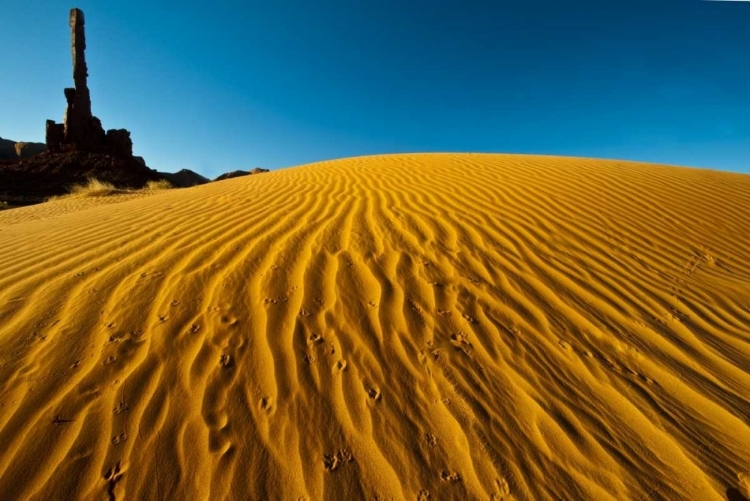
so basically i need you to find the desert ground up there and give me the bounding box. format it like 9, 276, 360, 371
0, 153, 748, 500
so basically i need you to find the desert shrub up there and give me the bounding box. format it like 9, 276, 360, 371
48, 177, 174, 201
145, 179, 173, 190
66, 178, 123, 197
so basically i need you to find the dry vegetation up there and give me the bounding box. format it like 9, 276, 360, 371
48, 177, 173, 200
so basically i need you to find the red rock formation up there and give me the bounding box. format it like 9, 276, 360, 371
45, 8, 136, 159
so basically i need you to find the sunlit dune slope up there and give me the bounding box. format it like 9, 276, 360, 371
1, 153, 749, 500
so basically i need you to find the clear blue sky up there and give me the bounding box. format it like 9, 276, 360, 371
1, 0, 748, 177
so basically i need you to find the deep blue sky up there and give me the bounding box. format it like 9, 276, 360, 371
1, 0, 748, 176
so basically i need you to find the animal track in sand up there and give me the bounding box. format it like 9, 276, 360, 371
304, 354, 316, 365
103, 356, 117, 366
260, 396, 271, 410
113, 402, 128, 415
111, 433, 128, 445
220, 353, 232, 368
51, 416, 74, 425
267, 295, 288, 304
493, 477, 511, 497
366, 387, 381, 401
323, 449, 355, 472
440, 470, 461, 482
308, 332, 323, 344
424, 432, 437, 447
437, 309, 452, 317
299, 309, 311, 318
450, 331, 469, 344
417, 489, 431, 500
333, 360, 347, 372
104, 461, 124, 501
220, 315, 238, 326
462, 313, 477, 324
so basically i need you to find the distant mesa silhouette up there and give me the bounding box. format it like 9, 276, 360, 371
158, 169, 211, 188
0, 137, 45, 160
214, 168, 270, 182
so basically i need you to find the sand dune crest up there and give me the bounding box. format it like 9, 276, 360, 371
0, 153, 749, 500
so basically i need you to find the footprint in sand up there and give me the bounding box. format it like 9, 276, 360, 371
424, 432, 437, 447
220, 353, 232, 368
308, 332, 323, 344
417, 489, 431, 500
440, 470, 461, 482
304, 354, 316, 365
323, 449, 354, 472
367, 387, 381, 401
462, 313, 476, 324
104, 461, 124, 499
111, 433, 128, 445
333, 360, 347, 372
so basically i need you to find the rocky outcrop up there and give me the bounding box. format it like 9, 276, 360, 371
214, 168, 269, 182
45, 8, 139, 160
105, 129, 133, 157
159, 169, 210, 188
0, 8, 164, 207
0, 151, 163, 205
0, 137, 16, 160
0, 137, 46, 160
15, 142, 47, 158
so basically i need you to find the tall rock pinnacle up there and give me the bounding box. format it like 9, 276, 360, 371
69, 8, 92, 120
46, 7, 134, 159
63, 7, 98, 145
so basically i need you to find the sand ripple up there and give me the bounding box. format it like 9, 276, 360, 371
0, 154, 749, 500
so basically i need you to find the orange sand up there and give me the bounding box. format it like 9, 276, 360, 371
0, 153, 749, 500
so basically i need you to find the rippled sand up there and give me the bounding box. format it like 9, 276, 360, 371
1, 154, 749, 500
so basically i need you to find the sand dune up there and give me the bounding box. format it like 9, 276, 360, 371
0, 153, 749, 500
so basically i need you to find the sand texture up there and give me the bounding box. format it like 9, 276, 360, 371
0, 153, 749, 500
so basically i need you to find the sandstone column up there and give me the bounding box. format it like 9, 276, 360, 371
64, 7, 99, 146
